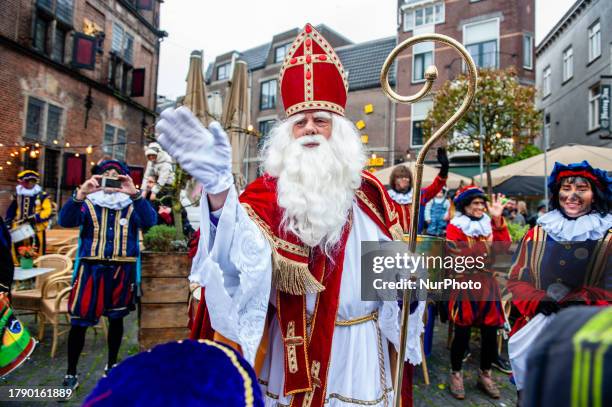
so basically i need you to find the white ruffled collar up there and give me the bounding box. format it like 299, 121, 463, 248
16, 184, 42, 197
451, 213, 492, 237
87, 190, 133, 210
537, 209, 612, 241
388, 188, 413, 205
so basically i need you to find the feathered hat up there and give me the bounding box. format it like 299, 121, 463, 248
453, 184, 487, 206
548, 160, 611, 199
17, 170, 40, 181
92, 160, 130, 176
83, 340, 264, 407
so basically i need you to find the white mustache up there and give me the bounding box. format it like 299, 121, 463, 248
297, 135, 327, 146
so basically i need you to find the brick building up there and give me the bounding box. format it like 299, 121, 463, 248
202, 25, 397, 182
395, 0, 535, 175
0, 0, 165, 214
536, 0, 612, 149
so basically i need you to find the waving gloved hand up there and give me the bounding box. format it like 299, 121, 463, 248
155, 106, 233, 195
436, 147, 449, 178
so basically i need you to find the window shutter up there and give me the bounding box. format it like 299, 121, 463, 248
56, 0, 74, 25
111, 23, 124, 53
131, 68, 146, 97
71, 32, 96, 69
137, 0, 154, 10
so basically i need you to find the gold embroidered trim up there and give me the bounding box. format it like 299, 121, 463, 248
585, 229, 611, 286
241, 203, 323, 295
99, 207, 108, 259
113, 209, 121, 258
121, 206, 133, 256
198, 339, 255, 407
70, 264, 84, 314
85, 200, 100, 257
355, 190, 384, 225
302, 360, 322, 407
285, 101, 345, 117
327, 388, 393, 406
286, 321, 302, 374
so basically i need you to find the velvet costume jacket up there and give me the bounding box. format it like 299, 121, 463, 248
446, 218, 511, 327
390, 175, 447, 234
58, 195, 157, 262
6, 190, 53, 232
507, 225, 611, 334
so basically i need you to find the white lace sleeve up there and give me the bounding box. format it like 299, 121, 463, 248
371, 221, 425, 366
379, 300, 425, 365
189, 187, 272, 364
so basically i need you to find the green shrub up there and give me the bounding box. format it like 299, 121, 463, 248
507, 222, 529, 242
143, 225, 181, 252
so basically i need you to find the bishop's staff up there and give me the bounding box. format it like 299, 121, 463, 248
380, 34, 478, 407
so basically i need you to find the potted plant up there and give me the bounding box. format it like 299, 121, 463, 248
17, 245, 38, 269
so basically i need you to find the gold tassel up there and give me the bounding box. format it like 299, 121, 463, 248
272, 253, 325, 295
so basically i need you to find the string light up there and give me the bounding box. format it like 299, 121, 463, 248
29, 150, 37, 158
6, 161, 12, 165
90, 161, 95, 165
20, 147, 26, 152
53, 139, 59, 145
86, 145, 93, 154
75, 153, 80, 157
34, 143, 40, 147
65, 142, 70, 147
0, 166, 3, 170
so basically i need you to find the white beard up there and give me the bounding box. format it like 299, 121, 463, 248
261, 114, 366, 253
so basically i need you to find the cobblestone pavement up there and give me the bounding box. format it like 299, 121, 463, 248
2, 311, 516, 406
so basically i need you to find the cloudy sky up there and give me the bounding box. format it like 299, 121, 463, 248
157, 0, 576, 99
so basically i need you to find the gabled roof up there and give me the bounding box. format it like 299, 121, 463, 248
204, 30, 395, 91
536, 0, 588, 55
336, 36, 397, 91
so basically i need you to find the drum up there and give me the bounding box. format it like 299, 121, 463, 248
10, 223, 35, 243
0, 295, 36, 377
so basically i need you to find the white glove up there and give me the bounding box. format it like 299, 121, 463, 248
155, 106, 233, 195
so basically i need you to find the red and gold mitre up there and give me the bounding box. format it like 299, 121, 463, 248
279, 23, 349, 117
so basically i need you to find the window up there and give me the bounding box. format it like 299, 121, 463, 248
413, 51, 433, 82
464, 19, 499, 69
562, 47, 573, 82
25, 97, 64, 142
32, 0, 73, 59
258, 119, 276, 150
411, 99, 433, 147
403, 2, 444, 31
46, 105, 62, 140
51, 26, 67, 62
111, 22, 134, 63
589, 85, 601, 131
103, 124, 128, 160
543, 113, 551, 148
217, 63, 230, 81
260, 79, 277, 110
33, 15, 50, 53
523, 34, 533, 69
466, 40, 497, 68
412, 121, 425, 146
543, 66, 552, 97
26, 98, 45, 139
109, 23, 137, 94
274, 43, 291, 63
588, 21, 601, 62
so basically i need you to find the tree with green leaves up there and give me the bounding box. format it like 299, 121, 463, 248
423, 68, 541, 194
